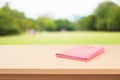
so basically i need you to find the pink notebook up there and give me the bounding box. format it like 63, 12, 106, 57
56, 46, 104, 62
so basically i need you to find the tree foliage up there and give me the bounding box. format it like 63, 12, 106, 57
0, 3, 23, 35
94, 1, 119, 31
77, 15, 96, 31
106, 6, 120, 31
0, 3, 36, 35
55, 19, 75, 31
0, 1, 120, 36
36, 17, 56, 31
77, 1, 120, 31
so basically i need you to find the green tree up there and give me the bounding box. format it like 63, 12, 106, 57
0, 3, 37, 35
0, 3, 22, 35
36, 17, 56, 31
94, 1, 117, 19
106, 6, 120, 31
95, 19, 107, 31
20, 18, 35, 30
55, 19, 75, 31
77, 15, 96, 30
94, 1, 118, 31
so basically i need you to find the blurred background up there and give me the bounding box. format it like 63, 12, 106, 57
0, 0, 120, 44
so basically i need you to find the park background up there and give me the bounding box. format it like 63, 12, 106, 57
0, 0, 120, 44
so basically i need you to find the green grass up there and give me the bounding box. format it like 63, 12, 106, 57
0, 31, 120, 44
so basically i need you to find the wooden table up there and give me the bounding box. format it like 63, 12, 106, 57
0, 45, 120, 80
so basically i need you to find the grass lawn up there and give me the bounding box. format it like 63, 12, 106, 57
0, 31, 120, 44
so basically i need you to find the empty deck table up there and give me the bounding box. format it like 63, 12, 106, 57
0, 45, 120, 80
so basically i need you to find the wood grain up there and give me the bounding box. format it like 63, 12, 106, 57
0, 45, 120, 80
0, 74, 120, 80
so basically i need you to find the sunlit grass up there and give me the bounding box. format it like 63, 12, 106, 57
0, 31, 120, 44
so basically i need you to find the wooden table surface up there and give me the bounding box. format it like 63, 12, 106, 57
0, 45, 120, 75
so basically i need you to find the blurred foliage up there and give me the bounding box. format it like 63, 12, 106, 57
0, 1, 120, 35
77, 1, 120, 31
77, 15, 96, 30
36, 17, 56, 31
55, 19, 76, 31
106, 6, 120, 31
0, 3, 23, 35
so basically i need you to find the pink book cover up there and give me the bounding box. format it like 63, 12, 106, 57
56, 46, 104, 62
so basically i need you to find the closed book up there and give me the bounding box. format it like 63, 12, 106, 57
56, 46, 104, 62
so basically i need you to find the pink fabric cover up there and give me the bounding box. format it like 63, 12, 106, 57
56, 46, 104, 62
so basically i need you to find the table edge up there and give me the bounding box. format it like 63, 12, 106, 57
0, 69, 120, 74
